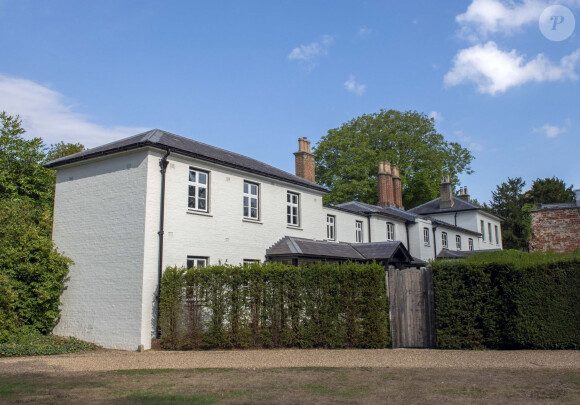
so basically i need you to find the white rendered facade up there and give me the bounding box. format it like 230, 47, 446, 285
51, 136, 499, 350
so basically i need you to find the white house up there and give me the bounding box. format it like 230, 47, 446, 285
46, 129, 502, 350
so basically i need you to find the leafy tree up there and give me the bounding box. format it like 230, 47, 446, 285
487, 177, 527, 250
522, 177, 575, 205
314, 109, 474, 208
45, 141, 85, 162
0, 112, 54, 206
0, 199, 71, 341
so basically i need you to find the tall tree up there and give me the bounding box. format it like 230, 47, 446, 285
0, 112, 53, 205
522, 177, 575, 205
314, 109, 474, 208
487, 177, 527, 250
45, 141, 85, 162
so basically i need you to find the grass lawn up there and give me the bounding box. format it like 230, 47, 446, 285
1, 367, 579, 404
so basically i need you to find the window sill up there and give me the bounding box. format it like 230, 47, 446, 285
287, 225, 303, 231
243, 218, 263, 224
186, 210, 213, 217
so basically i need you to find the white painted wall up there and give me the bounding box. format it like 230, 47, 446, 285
322, 207, 368, 243
52, 151, 150, 350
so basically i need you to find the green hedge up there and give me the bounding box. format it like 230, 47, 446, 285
433, 250, 580, 349
159, 262, 389, 350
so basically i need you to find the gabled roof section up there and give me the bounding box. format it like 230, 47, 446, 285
44, 129, 329, 193
409, 197, 502, 221
335, 201, 418, 222
266, 236, 416, 265
437, 248, 501, 259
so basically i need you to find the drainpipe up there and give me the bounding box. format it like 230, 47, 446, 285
367, 215, 372, 243
405, 222, 410, 257
432, 226, 438, 260
156, 149, 170, 339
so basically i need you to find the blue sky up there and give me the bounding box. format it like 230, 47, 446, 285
0, 0, 578, 204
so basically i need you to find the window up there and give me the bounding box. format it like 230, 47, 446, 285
468, 238, 474, 251
495, 225, 500, 245
326, 215, 336, 240
243, 181, 259, 220
456, 235, 461, 250
423, 227, 430, 246
187, 256, 208, 268
386, 222, 395, 241
441, 232, 448, 248
243, 259, 260, 266
286, 192, 300, 226
480, 220, 485, 241
188, 168, 208, 212
355, 221, 363, 243
488, 223, 492, 244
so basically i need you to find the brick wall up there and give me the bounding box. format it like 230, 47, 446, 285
529, 207, 580, 253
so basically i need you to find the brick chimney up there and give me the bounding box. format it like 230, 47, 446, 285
439, 176, 454, 209
457, 186, 470, 202
378, 161, 394, 208
294, 137, 315, 182
392, 165, 403, 209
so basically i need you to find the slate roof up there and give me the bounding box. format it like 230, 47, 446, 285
331, 201, 480, 235
266, 236, 419, 264
44, 129, 329, 193
409, 196, 502, 221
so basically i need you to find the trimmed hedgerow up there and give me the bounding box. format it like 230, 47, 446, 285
0, 333, 99, 357
159, 262, 389, 350
432, 250, 580, 349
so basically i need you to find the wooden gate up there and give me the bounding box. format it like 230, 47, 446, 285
387, 266, 436, 348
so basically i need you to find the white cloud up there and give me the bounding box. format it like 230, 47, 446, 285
444, 42, 580, 95
429, 111, 444, 123
453, 129, 483, 151
456, 0, 547, 40
288, 35, 334, 62
344, 75, 366, 96
358, 26, 372, 36
0, 75, 147, 147
533, 120, 571, 137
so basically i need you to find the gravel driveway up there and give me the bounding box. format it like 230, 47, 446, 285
1, 349, 579, 374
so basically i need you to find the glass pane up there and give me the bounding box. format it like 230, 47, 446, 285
189, 171, 196, 182
199, 172, 207, 184
244, 207, 249, 217
197, 259, 206, 267
250, 198, 257, 208
287, 214, 291, 223
199, 187, 206, 199
244, 182, 248, 193
189, 185, 196, 197
292, 207, 297, 216
287, 193, 290, 202
251, 185, 257, 195
199, 199, 206, 210
243, 196, 249, 208
251, 208, 257, 218
292, 195, 298, 204
287, 206, 291, 214
188, 197, 196, 209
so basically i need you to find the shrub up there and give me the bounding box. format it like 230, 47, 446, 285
0, 333, 99, 357
433, 250, 580, 349
159, 262, 389, 350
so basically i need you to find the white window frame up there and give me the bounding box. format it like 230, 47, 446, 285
495, 225, 500, 245
243, 181, 260, 220
468, 238, 474, 251
386, 222, 395, 241
188, 167, 209, 212
456, 235, 461, 250
441, 232, 448, 248
480, 220, 485, 241
423, 227, 430, 246
488, 223, 493, 244
187, 256, 208, 268
326, 215, 336, 240
287, 192, 300, 226
355, 221, 363, 243
243, 259, 260, 266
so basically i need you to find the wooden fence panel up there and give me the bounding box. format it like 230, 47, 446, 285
388, 266, 435, 348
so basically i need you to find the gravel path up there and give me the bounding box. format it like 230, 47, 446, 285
1, 349, 579, 374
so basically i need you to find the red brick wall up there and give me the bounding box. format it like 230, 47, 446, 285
529, 207, 580, 253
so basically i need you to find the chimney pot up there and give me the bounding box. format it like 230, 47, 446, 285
439, 175, 454, 209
